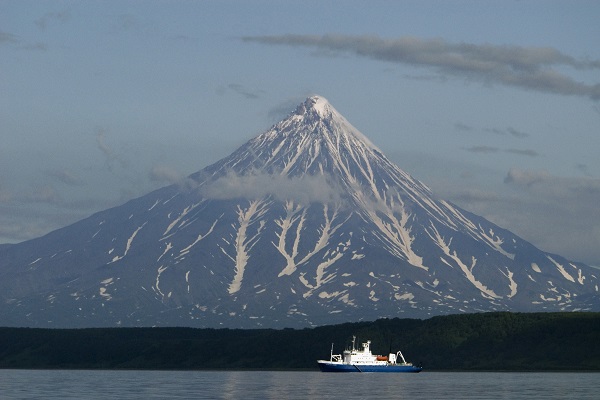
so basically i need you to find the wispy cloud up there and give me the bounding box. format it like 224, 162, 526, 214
504, 168, 600, 214
454, 122, 474, 132
35, 11, 71, 30
0, 200, 99, 244
502, 168, 600, 264
432, 166, 600, 266
22, 185, 62, 205
243, 34, 600, 100
463, 146, 538, 157
168, 34, 199, 45
576, 163, 592, 177
457, 122, 534, 156
47, 169, 85, 186
456, 122, 529, 139
464, 145, 500, 154
199, 170, 344, 206
0, 29, 46, 51
0, 212, 54, 244
506, 127, 529, 138
149, 164, 183, 184
95, 128, 129, 171
217, 83, 265, 100
484, 126, 529, 138
0, 184, 13, 203
505, 148, 538, 157
0, 30, 19, 45
114, 14, 137, 31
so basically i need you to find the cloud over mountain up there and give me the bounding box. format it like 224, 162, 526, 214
199, 170, 343, 205
243, 34, 600, 100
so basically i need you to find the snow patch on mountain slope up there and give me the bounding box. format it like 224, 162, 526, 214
226, 199, 269, 294
300, 249, 343, 298
178, 217, 220, 258
439, 200, 515, 260
162, 201, 204, 238
547, 256, 576, 283
276, 203, 347, 279
110, 222, 147, 263
501, 267, 518, 298
99, 278, 116, 301
355, 191, 426, 270
427, 223, 500, 299
395, 292, 416, 304
273, 201, 307, 277
154, 265, 168, 299
157, 242, 173, 262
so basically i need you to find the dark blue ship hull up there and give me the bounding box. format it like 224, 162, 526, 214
318, 361, 422, 373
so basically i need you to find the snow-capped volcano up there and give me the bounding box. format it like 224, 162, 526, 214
0, 96, 598, 328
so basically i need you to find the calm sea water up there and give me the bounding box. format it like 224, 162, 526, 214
0, 370, 598, 399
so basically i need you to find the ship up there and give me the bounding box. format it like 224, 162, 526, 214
317, 336, 422, 373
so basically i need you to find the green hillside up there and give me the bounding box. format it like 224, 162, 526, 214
1, 312, 598, 370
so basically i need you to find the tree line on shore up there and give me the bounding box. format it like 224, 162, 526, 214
1, 312, 598, 370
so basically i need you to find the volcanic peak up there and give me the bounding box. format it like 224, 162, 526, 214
297, 95, 331, 118
274, 95, 380, 153
1, 94, 599, 330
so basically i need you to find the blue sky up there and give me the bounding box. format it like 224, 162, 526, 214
1, 0, 599, 266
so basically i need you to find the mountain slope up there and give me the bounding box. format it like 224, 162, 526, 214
1, 96, 598, 328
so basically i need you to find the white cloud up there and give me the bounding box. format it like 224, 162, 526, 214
199, 170, 344, 206
149, 165, 182, 184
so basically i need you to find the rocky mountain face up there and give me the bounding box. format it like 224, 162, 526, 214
1, 96, 598, 328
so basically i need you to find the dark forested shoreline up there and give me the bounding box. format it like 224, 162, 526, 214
1, 312, 599, 371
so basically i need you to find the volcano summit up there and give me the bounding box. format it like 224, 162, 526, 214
1, 96, 598, 328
